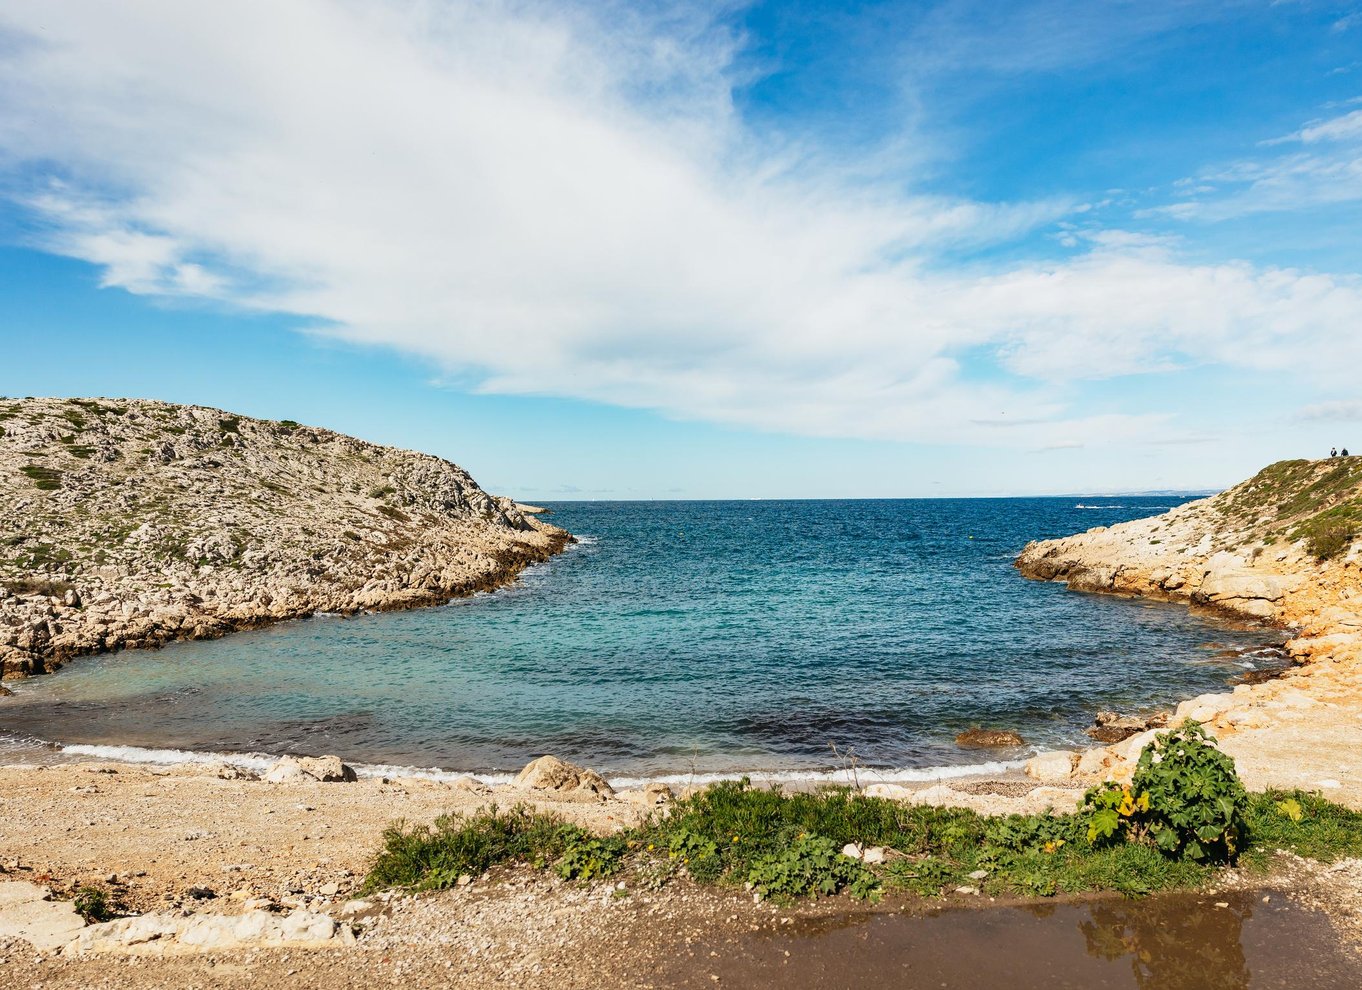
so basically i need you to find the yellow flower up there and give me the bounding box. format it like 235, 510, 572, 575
732, 835, 740, 843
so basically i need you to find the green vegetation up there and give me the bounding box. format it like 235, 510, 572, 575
19, 464, 63, 490
1212, 458, 1362, 559
72, 886, 114, 922
369, 485, 396, 499
363, 805, 591, 892
1110, 722, 1247, 862
363, 727, 1362, 905
377, 505, 410, 522
219, 416, 241, 434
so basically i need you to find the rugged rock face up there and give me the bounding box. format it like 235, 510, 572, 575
1016, 458, 1362, 797
0, 397, 570, 677
1015, 458, 1362, 624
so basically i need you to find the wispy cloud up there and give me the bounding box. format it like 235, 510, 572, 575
1152, 104, 1362, 219
1296, 400, 1362, 422
1, 1, 1361, 451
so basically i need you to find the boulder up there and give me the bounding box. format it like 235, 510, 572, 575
297, 755, 358, 782
513, 755, 615, 802
1084, 710, 1167, 744
263, 755, 357, 784
621, 782, 673, 806
264, 758, 313, 784
448, 775, 492, 795
955, 727, 1026, 748
1024, 750, 1077, 782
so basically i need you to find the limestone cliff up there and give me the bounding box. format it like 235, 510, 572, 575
0, 397, 570, 677
1014, 459, 1362, 799
1016, 458, 1362, 626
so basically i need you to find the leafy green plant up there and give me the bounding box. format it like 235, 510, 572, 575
1081, 782, 1150, 845
663, 827, 722, 882
746, 833, 879, 901
1132, 722, 1248, 862
556, 835, 627, 882
72, 886, 113, 922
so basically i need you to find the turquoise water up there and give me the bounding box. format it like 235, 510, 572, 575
0, 498, 1281, 781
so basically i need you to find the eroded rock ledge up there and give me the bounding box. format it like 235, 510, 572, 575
0, 397, 570, 678
1013, 458, 1362, 799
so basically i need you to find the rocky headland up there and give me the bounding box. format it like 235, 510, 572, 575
1014, 458, 1362, 799
0, 397, 570, 679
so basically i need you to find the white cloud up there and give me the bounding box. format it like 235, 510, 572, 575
1156, 106, 1362, 219
1, 1, 1361, 448
1297, 400, 1362, 422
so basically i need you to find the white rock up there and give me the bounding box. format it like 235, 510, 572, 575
1025, 750, 1077, 782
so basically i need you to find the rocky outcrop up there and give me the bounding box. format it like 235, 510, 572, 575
512, 755, 615, 802
263, 755, 358, 784
0, 397, 571, 678
954, 727, 1025, 748
1015, 459, 1362, 799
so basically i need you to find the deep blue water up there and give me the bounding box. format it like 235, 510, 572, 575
0, 498, 1281, 781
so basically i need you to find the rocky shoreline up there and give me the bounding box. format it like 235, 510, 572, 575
0, 397, 571, 680
1011, 458, 1362, 801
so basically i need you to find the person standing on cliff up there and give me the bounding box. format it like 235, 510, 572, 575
1331, 447, 1338, 457
1344, 448, 1351, 457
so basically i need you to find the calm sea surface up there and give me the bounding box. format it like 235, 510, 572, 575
0, 498, 1282, 782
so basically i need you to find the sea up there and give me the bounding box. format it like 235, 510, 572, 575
0, 498, 1284, 787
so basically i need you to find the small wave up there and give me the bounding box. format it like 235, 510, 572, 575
8, 739, 1025, 789
570, 534, 600, 548
606, 759, 1030, 790
1074, 503, 1126, 509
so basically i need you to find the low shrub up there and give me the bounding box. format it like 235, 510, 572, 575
72, 886, 113, 922
1133, 722, 1248, 862
746, 832, 879, 901
362, 805, 585, 892
556, 835, 627, 882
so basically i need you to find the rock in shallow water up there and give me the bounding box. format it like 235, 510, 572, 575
954, 727, 1026, 748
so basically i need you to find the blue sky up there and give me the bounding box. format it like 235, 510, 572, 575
1, 0, 1361, 499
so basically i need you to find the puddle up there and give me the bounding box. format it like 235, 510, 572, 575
655, 890, 1360, 989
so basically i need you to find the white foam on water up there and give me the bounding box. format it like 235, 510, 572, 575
59, 743, 281, 774
9, 738, 1026, 790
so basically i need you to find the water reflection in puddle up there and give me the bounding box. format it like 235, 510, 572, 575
657, 890, 1359, 989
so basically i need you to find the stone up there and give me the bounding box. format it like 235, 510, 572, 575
863, 783, 914, 801
954, 727, 1025, 748
620, 782, 674, 806
296, 755, 358, 783
0, 684, 12, 697
1174, 693, 1235, 725
0, 881, 87, 951
449, 775, 492, 795
65, 908, 353, 956
264, 755, 356, 784
1085, 711, 1155, 744
1025, 750, 1078, 782
513, 755, 615, 802
317, 882, 339, 897
264, 757, 313, 784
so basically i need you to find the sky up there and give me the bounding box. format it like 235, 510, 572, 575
1, 0, 1360, 500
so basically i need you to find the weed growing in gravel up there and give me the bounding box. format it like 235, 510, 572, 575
363, 805, 588, 892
